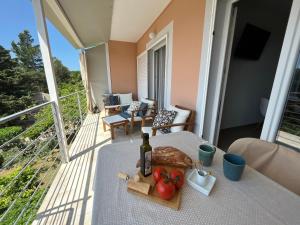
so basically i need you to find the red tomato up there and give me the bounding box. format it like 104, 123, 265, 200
170, 169, 184, 189
156, 179, 175, 200
153, 167, 167, 183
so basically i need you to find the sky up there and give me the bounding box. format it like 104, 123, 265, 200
0, 0, 80, 71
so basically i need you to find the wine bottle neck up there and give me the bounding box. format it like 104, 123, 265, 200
143, 139, 149, 145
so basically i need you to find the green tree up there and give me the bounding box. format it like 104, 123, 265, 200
53, 57, 70, 83
0, 45, 34, 116
0, 45, 16, 70
11, 30, 43, 71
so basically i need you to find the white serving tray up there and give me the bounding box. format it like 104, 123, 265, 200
187, 169, 216, 196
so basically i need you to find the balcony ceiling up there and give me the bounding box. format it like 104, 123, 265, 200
110, 0, 171, 42
44, 0, 114, 48
43, 0, 170, 48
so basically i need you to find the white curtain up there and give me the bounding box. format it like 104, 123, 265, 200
79, 50, 94, 112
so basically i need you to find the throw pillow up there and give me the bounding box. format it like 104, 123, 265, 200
120, 112, 131, 119
168, 105, 191, 133
108, 95, 120, 105
103, 95, 111, 106
153, 109, 177, 134
127, 101, 141, 116
119, 93, 133, 105
121, 105, 130, 112
141, 98, 155, 116
137, 102, 148, 117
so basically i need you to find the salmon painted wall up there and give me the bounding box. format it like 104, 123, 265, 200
137, 0, 205, 109
108, 40, 137, 98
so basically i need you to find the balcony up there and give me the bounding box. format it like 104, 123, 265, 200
0, 91, 92, 224
1, 0, 300, 224
0, 91, 143, 224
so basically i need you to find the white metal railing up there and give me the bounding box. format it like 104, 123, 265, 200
0, 90, 87, 224
277, 91, 300, 150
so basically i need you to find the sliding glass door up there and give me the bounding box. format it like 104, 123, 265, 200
276, 53, 300, 150
148, 42, 166, 110
153, 46, 166, 110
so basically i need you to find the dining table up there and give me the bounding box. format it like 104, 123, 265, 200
92, 131, 300, 225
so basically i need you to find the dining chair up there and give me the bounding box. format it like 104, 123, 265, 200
228, 138, 300, 195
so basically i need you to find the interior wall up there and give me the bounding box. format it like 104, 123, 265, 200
108, 40, 137, 99
221, 0, 291, 129
136, 0, 205, 110
86, 44, 109, 109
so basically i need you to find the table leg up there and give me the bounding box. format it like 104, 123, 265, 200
124, 123, 128, 135
111, 126, 115, 140
103, 122, 106, 132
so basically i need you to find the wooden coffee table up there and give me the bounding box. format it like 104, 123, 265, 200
102, 115, 129, 139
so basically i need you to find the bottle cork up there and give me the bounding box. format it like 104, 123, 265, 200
118, 172, 129, 180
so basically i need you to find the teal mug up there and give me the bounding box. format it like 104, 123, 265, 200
198, 144, 216, 166
223, 153, 246, 181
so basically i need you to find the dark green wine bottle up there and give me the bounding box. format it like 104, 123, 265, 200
140, 133, 152, 177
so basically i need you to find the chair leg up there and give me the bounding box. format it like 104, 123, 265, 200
141, 118, 145, 127
152, 129, 157, 137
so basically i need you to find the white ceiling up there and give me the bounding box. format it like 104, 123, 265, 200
45, 0, 113, 48
44, 0, 170, 48
110, 0, 171, 42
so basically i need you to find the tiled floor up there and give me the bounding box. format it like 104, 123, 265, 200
33, 112, 142, 225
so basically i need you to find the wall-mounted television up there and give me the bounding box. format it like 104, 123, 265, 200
234, 23, 270, 60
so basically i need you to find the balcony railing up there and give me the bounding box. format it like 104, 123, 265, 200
277, 91, 300, 150
0, 90, 87, 224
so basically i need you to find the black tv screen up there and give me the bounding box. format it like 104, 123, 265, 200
235, 23, 270, 60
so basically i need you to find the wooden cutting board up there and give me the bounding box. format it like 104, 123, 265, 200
127, 166, 185, 210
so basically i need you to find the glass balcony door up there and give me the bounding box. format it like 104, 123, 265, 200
276, 53, 300, 151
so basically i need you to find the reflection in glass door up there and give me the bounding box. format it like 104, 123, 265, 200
276, 54, 300, 151
153, 46, 166, 110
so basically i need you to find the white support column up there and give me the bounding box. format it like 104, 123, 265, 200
105, 43, 112, 93
32, 0, 69, 163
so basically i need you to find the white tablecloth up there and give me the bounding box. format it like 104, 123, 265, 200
92, 131, 300, 225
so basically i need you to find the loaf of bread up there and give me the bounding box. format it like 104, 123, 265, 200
136, 146, 193, 168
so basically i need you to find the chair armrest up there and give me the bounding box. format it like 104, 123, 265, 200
151, 123, 194, 136
131, 107, 156, 113
152, 122, 194, 130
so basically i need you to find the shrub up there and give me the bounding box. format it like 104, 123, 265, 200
0, 126, 23, 153
0, 166, 40, 217
0, 126, 22, 146
0, 154, 4, 168
24, 106, 54, 140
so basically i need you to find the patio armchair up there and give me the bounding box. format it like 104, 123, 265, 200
141, 105, 195, 136
119, 98, 157, 132
103, 93, 133, 115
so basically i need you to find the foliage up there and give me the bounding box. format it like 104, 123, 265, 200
281, 121, 300, 136
0, 29, 86, 223
0, 188, 44, 225
0, 154, 4, 168
53, 57, 70, 83
0, 166, 39, 212
0, 45, 34, 116
0, 39, 45, 116
0, 45, 16, 70
0, 166, 44, 224
11, 30, 43, 71
24, 106, 54, 140
59, 82, 86, 126
0, 126, 22, 146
